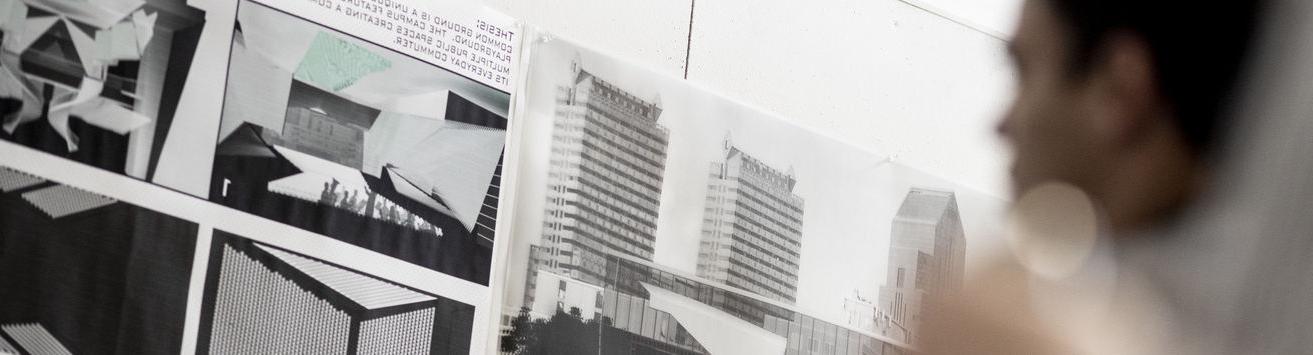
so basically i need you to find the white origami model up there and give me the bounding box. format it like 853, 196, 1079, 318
0, 0, 155, 151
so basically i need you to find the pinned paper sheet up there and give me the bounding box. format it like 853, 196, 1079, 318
130, 9, 155, 54
4, 16, 58, 54
70, 97, 151, 135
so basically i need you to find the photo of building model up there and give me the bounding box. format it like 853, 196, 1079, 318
208, 0, 510, 284
0, 165, 197, 354
197, 231, 475, 355
0, 0, 206, 180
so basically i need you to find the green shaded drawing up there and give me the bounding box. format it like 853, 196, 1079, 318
294, 32, 391, 91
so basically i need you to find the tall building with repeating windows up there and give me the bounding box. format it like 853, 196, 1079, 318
878, 188, 965, 342
695, 138, 805, 304
534, 59, 670, 286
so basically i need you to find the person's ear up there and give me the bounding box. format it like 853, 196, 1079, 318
1087, 32, 1163, 148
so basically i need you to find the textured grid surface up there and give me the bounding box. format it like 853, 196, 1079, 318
294, 31, 391, 91
254, 244, 435, 310
356, 308, 435, 355
0, 323, 72, 355
20, 185, 117, 218
429, 300, 474, 354
209, 245, 351, 354
0, 167, 44, 192
0, 333, 18, 354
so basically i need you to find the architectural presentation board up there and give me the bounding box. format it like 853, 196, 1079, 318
0, 0, 205, 181
196, 230, 477, 354
494, 30, 1006, 355
0, 0, 522, 287
0, 0, 1013, 353
0, 134, 502, 354
205, 0, 512, 286
0, 0, 521, 352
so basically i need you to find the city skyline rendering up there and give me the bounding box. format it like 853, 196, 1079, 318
653, 96, 1005, 326
503, 34, 1008, 342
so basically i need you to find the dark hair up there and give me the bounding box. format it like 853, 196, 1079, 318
1046, 0, 1265, 154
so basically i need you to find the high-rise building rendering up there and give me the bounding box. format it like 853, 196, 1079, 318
534, 59, 670, 285
878, 188, 965, 341
695, 138, 805, 303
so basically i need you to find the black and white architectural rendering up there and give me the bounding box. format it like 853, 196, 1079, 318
531, 58, 670, 285
696, 138, 805, 304
0, 0, 206, 181
208, 0, 510, 285
878, 188, 966, 342
504, 253, 912, 355
197, 230, 476, 355
502, 32, 1004, 355
0, 165, 198, 354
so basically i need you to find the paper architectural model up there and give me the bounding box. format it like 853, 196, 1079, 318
201, 235, 474, 354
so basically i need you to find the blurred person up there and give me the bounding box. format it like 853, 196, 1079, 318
922, 0, 1266, 353
998, 0, 1261, 234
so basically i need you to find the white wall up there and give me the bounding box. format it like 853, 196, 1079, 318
484, 0, 1018, 197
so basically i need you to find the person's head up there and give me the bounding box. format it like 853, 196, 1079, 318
999, 0, 1263, 234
